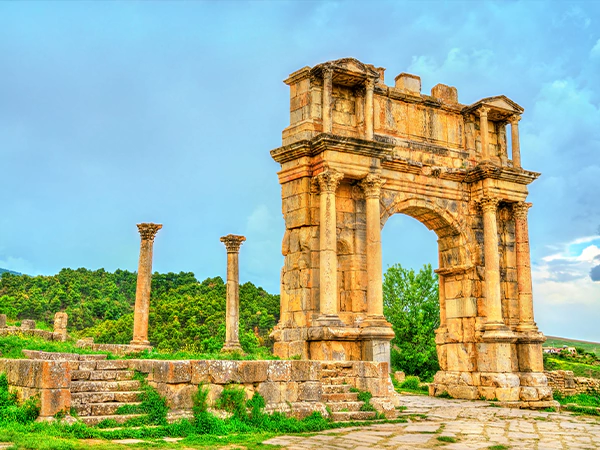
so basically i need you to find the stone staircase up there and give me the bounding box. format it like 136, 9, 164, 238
69, 358, 145, 426
320, 368, 379, 422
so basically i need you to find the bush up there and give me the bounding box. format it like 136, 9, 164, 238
400, 376, 421, 391
0, 373, 39, 425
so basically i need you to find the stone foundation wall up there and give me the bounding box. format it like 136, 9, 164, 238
545, 370, 600, 396
0, 359, 71, 419
129, 359, 395, 419
3, 354, 394, 421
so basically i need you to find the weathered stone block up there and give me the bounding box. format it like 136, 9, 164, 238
39, 389, 71, 417
257, 382, 282, 404
297, 381, 321, 401
267, 360, 292, 382
447, 385, 479, 400
96, 360, 129, 371
238, 361, 268, 383
495, 387, 520, 402
290, 360, 320, 381
156, 383, 197, 410
151, 361, 191, 384
208, 360, 241, 384
520, 387, 540, 401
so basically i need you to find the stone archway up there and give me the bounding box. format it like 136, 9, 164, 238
270, 58, 553, 407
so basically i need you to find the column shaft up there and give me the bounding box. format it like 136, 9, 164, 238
510, 115, 522, 168
359, 174, 385, 318
220, 235, 245, 352
479, 106, 490, 161
365, 79, 374, 140
514, 202, 537, 331
316, 170, 343, 325
480, 198, 506, 332
131, 223, 162, 346
322, 69, 333, 134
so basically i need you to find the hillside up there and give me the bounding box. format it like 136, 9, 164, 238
0, 268, 280, 355
0, 268, 21, 276
544, 336, 600, 357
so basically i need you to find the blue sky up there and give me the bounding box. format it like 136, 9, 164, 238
1, 1, 599, 340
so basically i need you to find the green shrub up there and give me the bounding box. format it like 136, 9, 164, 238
400, 376, 421, 390
0, 373, 39, 425
215, 385, 248, 419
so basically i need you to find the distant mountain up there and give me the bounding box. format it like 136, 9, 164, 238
0, 268, 21, 276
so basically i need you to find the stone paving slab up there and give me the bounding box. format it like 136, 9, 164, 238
262, 395, 600, 449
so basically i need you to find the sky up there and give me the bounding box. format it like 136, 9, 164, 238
1, 1, 599, 341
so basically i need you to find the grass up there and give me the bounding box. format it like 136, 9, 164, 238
437, 435, 457, 443
391, 376, 429, 395
488, 446, 509, 450
543, 356, 600, 379
554, 391, 600, 416
0, 334, 278, 361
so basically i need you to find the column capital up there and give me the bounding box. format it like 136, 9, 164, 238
508, 114, 522, 126
359, 173, 386, 198
478, 196, 500, 213
478, 105, 491, 117
220, 234, 246, 253
365, 77, 375, 90
315, 169, 344, 194
323, 67, 333, 81
137, 223, 162, 241
513, 201, 532, 220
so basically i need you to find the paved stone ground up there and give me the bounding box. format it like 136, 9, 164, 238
263, 395, 600, 450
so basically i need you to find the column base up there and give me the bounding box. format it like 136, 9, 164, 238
130, 339, 150, 346
315, 314, 345, 327
221, 342, 244, 353
360, 315, 392, 328
482, 322, 516, 342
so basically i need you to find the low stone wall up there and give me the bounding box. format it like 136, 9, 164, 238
546, 370, 600, 396
0, 359, 71, 419
75, 339, 153, 356
3, 353, 396, 421
129, 359, 396, 420
0, 327, 67, 342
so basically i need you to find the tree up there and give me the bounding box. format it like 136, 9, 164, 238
383, 263, 440, 381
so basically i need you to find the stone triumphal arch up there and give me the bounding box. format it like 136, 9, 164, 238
270, 58, 552, 405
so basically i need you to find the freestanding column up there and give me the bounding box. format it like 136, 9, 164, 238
322, 68, 333, 134
359, 173, 386, 320
364, 78, 374, 140
315, 169, 344, 326
479, 106, 490, 161
513, 202, 537, 332
480, 197, 509, 336
509, 115, 522, 168
220, 234, 246, 352
131, 223, 162, 346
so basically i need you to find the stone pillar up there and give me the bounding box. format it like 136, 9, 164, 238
364, 78, 374, 140
359, 173, 386, 321
315, 169, 344, 326
480, 197, 509, 337
479, 106, 490, 161
513, 202, 537, 332
509, 115, 522, 168
131, 223, 162, 346
322, 68, 333, 134
0, 314, 6, 328
220, 234, 246, 352
53, 312, 68, 341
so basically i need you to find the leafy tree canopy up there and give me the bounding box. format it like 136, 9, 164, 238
383, 263, 440, 381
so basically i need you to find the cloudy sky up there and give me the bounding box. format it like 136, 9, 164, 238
1, 1, 598, 341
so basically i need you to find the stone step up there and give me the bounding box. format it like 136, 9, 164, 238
322, 392, 358, 402
323, 377, 348, 385
73, 401, 143, 417
77, 414, 144, 426
71, 391, 142, 405
327, 401, 364, 412
330, 411, 377, 422
323, 384, 352, 394
70, 380, 142, 393
71, 369, 134, 381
